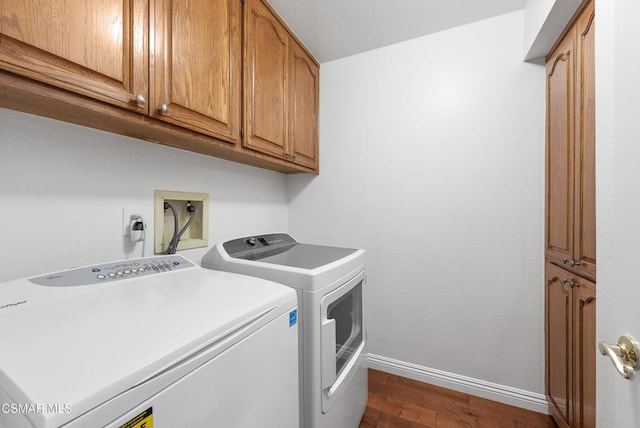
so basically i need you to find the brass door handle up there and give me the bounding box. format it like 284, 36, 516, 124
599, 335, 640, 380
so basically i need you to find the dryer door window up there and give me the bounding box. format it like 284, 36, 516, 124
320, 269, 366, 413
327, 282, 362, 376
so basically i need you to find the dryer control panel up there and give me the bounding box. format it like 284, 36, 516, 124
29, 255, 196, 287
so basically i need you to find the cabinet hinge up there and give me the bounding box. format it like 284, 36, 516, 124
241, 0, 245, 5
240, 125, 244, 138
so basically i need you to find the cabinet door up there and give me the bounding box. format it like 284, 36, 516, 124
545, 263, 572, 428
243, 0, 289, 158
546, 30, 575, 269
151, 0, 241, 143
573, 1, 596, 280
289, 40, 319, 170
573, 276, 595, 428
0, 0, 148, 112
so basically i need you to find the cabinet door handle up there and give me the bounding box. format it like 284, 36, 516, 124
600, 335, 640, 380
562, 257, 581, 267
159, 104, 170, 114
134, 94, 146, 107
561, 278, 580, 288
321, 318, 337, 389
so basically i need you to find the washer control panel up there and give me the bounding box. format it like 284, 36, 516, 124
29, 255, 196, 287
223, 233, 297, 258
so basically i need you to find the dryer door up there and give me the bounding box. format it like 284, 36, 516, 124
320, 269, 366, 413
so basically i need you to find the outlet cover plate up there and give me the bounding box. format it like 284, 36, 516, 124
154, 190, 209, 254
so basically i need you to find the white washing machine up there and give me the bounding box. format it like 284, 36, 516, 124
0, 255, 299, 428
202, 233, 368, 428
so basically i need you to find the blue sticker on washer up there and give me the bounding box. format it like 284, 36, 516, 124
289, 309, 297, 327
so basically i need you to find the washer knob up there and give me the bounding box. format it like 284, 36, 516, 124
246, 237, 257, 246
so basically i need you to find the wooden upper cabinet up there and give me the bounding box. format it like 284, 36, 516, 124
289, 40, 319, 170
0, 0, 148, 112
243, 0, 319, 171
0, 0, 318, 173
151, 0, 241, 143
573, 1, 596, 280
243, 0, 289, 158
545, 0, 595, 281
546, 29, 575, 271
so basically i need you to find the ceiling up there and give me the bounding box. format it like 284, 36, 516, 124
267, 0, 527, 63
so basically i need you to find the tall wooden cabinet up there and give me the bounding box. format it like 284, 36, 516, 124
545, 1, 595, 427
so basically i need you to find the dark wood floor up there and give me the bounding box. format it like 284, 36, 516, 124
359, 369, 556, 428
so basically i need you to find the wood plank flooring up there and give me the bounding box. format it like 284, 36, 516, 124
359, 369, 556, 428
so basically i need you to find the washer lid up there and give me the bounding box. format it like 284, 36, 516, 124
203, 234, 366, 291
253, 244, 357, 269
0, 264, 295, 428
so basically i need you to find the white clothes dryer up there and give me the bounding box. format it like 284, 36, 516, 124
0, 255, 299, 428
202, 233, 368, 428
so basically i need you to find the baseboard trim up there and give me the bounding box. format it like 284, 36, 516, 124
367, 353, 550, 415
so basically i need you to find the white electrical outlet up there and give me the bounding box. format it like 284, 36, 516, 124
122, 207, 143, 237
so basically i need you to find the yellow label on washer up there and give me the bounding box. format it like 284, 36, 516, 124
119, 407, 153, 428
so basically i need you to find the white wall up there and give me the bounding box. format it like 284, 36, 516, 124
595, 0, 640, 425
288, 10, 546, 400
594, 0, 615, 424
0, 108, 289, 283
